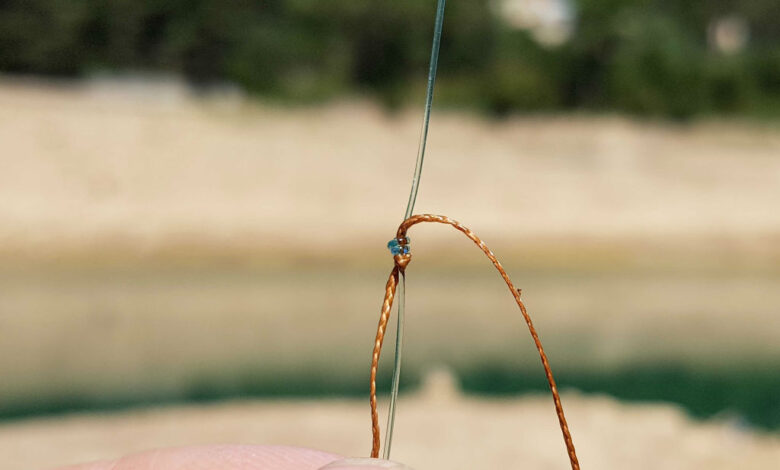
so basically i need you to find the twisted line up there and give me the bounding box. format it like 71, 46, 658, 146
369, 214, 580, 469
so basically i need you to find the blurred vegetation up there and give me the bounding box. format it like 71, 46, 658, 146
0, 0, 777, 117
0, 0, 780, 118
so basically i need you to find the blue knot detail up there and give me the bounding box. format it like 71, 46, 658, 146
387, 237, 411, 256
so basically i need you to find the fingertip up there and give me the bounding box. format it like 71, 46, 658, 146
53, 445, 343, 470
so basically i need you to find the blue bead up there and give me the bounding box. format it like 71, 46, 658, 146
387, 237, 411, 255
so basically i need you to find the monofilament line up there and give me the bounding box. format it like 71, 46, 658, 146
384, 0, 447, 460
403, 0, 446, 221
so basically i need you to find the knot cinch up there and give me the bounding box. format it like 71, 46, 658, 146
387, 236, 412, 271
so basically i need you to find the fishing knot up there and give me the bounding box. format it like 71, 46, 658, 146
393, 253, 412, 271
387, 236, 412, 271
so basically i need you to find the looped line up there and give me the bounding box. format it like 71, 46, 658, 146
369, 214, 580, 470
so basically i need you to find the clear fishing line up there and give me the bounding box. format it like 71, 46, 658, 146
384, 0, 447, 460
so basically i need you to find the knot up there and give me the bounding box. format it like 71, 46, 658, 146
393, 253, 412, 271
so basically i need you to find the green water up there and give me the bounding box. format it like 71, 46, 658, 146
459, 364, 780, 431
1, 365, 777, 432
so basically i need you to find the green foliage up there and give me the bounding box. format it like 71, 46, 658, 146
607, 13, 708, 118
0, 0, 777, 118
484, 30, 564, 114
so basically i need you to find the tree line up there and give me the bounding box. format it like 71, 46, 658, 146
0, 0, 777, 118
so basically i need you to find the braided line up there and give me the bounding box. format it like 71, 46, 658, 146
369, 214, 580, 469
369, 265, 401, 456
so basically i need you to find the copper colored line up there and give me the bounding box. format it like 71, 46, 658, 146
369, 214, 580, 469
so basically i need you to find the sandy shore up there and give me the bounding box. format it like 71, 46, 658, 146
1, 79, 779, 262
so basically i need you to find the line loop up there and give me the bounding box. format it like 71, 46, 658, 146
369, 214, 580, 470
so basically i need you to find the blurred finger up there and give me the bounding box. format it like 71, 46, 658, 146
56, 445, 342, 470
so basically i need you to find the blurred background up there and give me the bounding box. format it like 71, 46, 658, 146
0, 1, 779, 469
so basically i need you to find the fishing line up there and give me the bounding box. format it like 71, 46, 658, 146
373, 1, 579, 467
383, 0, 447, 460
371, 216, 580, 469
404, 0, 446, 221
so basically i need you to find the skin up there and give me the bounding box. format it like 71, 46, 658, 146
55, 445, 410, 470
